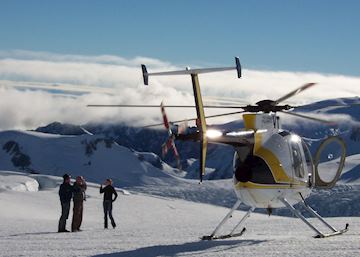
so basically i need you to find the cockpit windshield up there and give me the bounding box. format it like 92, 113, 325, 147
289, 135, 305, 178
301, 140, 314, 177
287, 134, 313, 180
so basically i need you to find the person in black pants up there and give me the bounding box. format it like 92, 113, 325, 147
100, 179, 118, 229
58, 174, 73, 232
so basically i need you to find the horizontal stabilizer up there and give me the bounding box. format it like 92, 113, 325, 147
141, 57, 241, 85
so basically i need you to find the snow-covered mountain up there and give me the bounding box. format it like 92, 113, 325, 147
35, 121, 235, 180
0, 130, 239, 209
34, 97, 360, 181
0, 130, 180, 187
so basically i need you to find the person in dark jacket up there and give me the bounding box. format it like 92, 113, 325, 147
71, 176, 87, 232
58, 174, 73, 232
100, 178, 118, 229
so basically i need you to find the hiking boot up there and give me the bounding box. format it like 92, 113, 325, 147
58, 229, 70, 233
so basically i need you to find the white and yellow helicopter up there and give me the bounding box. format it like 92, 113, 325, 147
89, 57, 352, 239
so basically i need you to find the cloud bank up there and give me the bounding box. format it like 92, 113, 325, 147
0, 50, 359, 130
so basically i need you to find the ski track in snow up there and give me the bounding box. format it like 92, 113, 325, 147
0, 173, 360, 257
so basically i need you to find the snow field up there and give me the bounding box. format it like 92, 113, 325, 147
0, 172, 359, 257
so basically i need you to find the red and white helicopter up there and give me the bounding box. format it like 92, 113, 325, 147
89, 57, 357, 239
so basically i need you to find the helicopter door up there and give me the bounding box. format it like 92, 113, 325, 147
313, 136, 346, 189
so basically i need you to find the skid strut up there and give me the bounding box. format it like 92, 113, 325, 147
202, 200, 255, 240
280, 198, 348, 238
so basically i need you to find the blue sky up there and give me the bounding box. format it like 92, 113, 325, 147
0, 0, 359, 129
0, 0, 359, 75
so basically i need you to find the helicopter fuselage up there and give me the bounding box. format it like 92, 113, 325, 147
208, 113, 345, 209
232, 127, 313, 209
204, 113, 317, 209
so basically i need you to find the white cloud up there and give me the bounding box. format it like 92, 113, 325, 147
0, 50, 359, 130
0, 49, 172, 68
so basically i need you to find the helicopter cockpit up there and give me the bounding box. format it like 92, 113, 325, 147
233, 130, 346, 189
233, 131, 311, 185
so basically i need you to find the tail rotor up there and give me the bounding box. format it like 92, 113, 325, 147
160, 102, 182, 170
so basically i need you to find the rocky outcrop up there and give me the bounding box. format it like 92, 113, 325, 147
2, 141, 32, 170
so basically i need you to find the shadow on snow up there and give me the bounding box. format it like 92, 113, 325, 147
93, 239, 267, 257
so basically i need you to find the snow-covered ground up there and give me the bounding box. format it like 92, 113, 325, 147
0, 117, 359, 256
0, 171, 39, 192
340, 154, 360, 183
0, 171, 360, 257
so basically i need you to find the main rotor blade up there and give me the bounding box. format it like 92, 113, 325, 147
143, 110, 245, 128
88, 104, 195, 108
204, 96, 249, 105
279, 111, 336, 125
274, 83, 317, 105
294, 102, 360, 110
87, 104, 246, 109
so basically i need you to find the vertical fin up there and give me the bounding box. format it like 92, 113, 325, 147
235, 57, 242, 78
141, 64, 149, 85
191, 74, 207, 182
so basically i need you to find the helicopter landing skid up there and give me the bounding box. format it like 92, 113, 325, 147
314, 225, 349, 238
280, 198, 349, 239
201, 200, 254, 241
201, 227, 246, 240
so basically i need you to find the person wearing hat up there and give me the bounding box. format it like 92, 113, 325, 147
58, 174, 73, 232
71, 176, 87, 232
100, 178, 118, 229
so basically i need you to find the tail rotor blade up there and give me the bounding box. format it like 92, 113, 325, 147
171, 140, 182, 170
161, 138, 172, 157
161, 137, 182, 170
160, 102, 170, 131
160, 103, 182, 170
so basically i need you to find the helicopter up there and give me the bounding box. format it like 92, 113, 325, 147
88, 57, 355, 239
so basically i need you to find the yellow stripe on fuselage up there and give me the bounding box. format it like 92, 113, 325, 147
253, 131, 293, 183
235, 181, 306, 190
243, 114, 257, 130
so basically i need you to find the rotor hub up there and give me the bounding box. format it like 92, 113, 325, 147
244, 101, 293, 113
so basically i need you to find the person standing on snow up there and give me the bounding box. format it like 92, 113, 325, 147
100, 178, 118, 229
58, 173, 73, 233
71, 176, 87, 232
